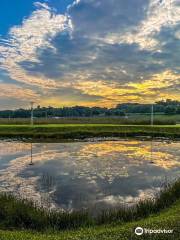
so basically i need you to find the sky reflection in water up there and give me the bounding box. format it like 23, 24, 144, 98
0, 140, 180, 211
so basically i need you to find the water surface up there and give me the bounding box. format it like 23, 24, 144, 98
0, 139, 179, 211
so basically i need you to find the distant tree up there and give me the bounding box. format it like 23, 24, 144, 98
111, 109, 125, 116
176, 106, 180, 114
0, 99, 179, 118
165, 106, 177, 115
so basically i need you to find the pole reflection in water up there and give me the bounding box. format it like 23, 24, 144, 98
29, 142, 34, 166
150, 139, 155, 164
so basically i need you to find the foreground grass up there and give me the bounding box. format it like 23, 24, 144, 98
0, 200, 179, 240
0, 180, 180, 240
0, 124, 180, 139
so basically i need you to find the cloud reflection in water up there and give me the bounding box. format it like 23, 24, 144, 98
0, 140, 179, 211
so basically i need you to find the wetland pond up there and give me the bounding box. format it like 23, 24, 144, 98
0, 139, 180, 212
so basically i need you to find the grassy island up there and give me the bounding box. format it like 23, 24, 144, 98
0, 124, 180, 140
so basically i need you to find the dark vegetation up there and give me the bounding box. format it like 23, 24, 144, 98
0, 124, 180, 140
0, 179, 180, 231
0, 99, 180, 119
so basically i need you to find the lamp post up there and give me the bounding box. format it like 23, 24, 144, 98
30, 102, 34, 126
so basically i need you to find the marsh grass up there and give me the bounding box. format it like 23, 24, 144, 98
0, 124, 180, 140
1, 114, 180, 125
0, 179, 180, 231
0, 195, 92, 231
97, 180, 180, 225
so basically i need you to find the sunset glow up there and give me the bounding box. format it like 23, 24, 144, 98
0, 0, 179, 109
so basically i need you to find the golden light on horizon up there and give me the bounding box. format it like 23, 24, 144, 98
43, 70, 179, 108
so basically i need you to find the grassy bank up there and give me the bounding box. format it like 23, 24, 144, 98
1, 114, 180, 125
0, 179, 180, 239
0, 201, 180, 239
0, 180, 180, 231
0, 124, 180, 140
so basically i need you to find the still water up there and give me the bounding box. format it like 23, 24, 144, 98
0, 140, 180, 211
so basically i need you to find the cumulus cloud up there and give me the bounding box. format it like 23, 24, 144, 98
104, 0, 180, 50
0, 2, 72, 89
0, 0, 179, 108
68, 0, 149, 37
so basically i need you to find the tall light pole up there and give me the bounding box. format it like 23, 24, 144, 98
30, 102, 34, 126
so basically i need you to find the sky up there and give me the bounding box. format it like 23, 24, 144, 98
0, 0, 179, 109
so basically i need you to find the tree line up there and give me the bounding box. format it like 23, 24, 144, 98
0, 99, 179, 118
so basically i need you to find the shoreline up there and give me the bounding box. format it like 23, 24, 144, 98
0, 124, 180, 141
0, 179, 180, 236
0, 136, 180, 143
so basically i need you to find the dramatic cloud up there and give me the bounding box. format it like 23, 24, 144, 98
0, 2, 72, 88
105, 0, 180, 50
0, 0, 179, 108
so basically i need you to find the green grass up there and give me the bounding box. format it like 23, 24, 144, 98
1, 114, 180, 125
0, 124, 180, 139
0, 200, 179, 239
0, 177, 180, 240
